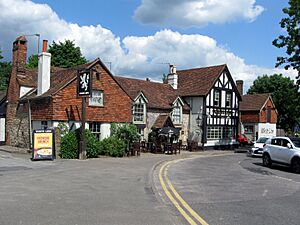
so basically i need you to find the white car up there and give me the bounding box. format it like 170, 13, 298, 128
262, 137, 300, 173
249, 137, 269, 157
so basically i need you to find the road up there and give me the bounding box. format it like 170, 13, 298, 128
0, 150, 181, 225
154, 152, 300, 225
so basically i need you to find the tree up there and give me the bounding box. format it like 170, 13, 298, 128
48, 40, 87, 68
27, 54, 38, 69
247, 74, 300, 131
0, 49, 12, 91
272, 0, 300, 83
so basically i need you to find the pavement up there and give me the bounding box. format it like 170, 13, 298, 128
0, 145, 31, 154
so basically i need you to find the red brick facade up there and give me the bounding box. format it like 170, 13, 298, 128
50, 64, 132, 122
241, 111, 259, 123
259, 98, 277, 123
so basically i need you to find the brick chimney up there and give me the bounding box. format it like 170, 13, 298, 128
236, 80, 243, 96
167, 64, 178, 89
37, 40, 51, 95
12, 36, 27, 71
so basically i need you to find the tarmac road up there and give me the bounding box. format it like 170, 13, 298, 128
0, 150, 183, 225
154, 153, 300, 225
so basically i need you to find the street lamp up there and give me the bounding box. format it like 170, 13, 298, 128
23, 33, 40, 53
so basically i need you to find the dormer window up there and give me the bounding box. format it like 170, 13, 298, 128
172, 99, 183, 124
133, 98, 146, 124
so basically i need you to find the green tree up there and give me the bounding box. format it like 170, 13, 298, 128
0, 49, 12, 91
49, 40, 87, 68
247, 74, 300, 131
27, 54, 38, 69
272, 0, 300, 83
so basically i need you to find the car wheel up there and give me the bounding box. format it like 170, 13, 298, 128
291, 158, 300, 174
263, 154, 272, 167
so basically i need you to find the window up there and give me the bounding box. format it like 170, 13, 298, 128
207, 126, 235, 139
89, 90, 103, 106
214, 90, 221, 107
207, 127, 222, 139
244, 125, 254, 134
172, 102, 182, 124
89, 122, 101, 140
41, 121, 48, 130
267, 108, 271, 122
226, 92, 232, 107
271, 138, 281, 146
133, 103, 145, 123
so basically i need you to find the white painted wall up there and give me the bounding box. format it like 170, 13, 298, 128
100, 123, 111, 140
0, 118, 5, 142
20, 86, 33, 98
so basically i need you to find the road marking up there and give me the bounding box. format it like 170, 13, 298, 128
159, 153, 233, 225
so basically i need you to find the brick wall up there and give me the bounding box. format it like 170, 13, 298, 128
241, 111, 259, 123
259, 98, 277, 123
52, 63, 132, 123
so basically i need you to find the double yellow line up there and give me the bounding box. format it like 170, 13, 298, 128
159, 159, 209, 225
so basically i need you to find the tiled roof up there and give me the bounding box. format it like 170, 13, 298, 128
152, 114, 174, 129
19, 59, 99, 100
177, 64, 226, 96
115, 76, 188, 110
0, 90, 6, 102
240, 93, 271, 111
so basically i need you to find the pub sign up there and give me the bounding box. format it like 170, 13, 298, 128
77, 70, 92, 96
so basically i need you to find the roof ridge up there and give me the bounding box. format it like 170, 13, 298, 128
177, 64, 226, 72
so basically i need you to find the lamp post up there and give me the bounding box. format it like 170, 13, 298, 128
195, 106, 204, 149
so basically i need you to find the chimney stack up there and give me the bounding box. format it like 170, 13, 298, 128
167, 64, 178, 89
236, 80, 243, 96
12, 36, 27, 71
37, 40, 51, 96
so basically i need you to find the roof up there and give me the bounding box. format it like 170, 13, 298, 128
19, 59, 103, 101
0, 90, 6, 102
152, 114, 174, 129
115, 76, 188, 110
240, 93, 272, 111
177, 64, 226, 96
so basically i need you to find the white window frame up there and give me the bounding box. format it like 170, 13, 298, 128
214, 90, 221, 107
133, 97, 146, 124
89, 90, 104, 107
172, 102, 182, 124
89, 122, 101, 140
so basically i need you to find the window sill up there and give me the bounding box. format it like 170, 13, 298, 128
88, 105, 104, 108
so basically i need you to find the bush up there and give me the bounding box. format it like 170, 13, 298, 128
60, 131, 78, 159
99, 137, 126, 157
60, 129, 101, 159
111, 123, 139, 151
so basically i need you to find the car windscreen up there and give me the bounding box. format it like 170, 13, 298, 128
257, 137, 268, 143
291, 139, 300, 148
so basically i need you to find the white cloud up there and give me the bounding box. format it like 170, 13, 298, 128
0, 0, 296, 93
134, 0, 264, 27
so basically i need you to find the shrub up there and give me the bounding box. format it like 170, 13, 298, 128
99, 137, 126, 157
60, 131, 78, 159
60, 129, 101, 159
111, 123, 139, 151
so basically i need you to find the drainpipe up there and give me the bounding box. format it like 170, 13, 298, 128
28, 99, 32, 148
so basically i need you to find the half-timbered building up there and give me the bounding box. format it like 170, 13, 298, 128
171, 64, 242, 149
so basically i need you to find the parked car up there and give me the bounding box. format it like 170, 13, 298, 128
249, 137, 269, 157
262, 137, 300, 173
237, 133, 252, 146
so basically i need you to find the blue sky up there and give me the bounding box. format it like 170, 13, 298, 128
0, 0, 296, 91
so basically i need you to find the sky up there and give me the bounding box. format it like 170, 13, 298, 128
0, 0, 297, 92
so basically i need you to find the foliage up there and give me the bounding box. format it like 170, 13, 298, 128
57, 122, 69, 137
247, 74, 300, 131
0, 49, 12, 91
60, 131, 78, 159
111, 123, 140, 151
49, 40, 87, 68
27, 54, 38, 69
272, 0, 300, 83
98, 137, 126, 157
60, 129, 101, 159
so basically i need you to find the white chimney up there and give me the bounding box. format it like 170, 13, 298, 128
37, 40, 51, 96
167, 64, 178, 89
